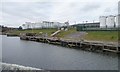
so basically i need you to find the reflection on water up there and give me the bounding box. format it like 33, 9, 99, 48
2, 35, 118, 70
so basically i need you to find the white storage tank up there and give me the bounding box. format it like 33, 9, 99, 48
106, 15, 115, 28
35, 22, 42, 28
99, 16, 106, 28
25, 22, 32, 29
115, 14, 120, 28
31, 23, 36, 29
25, 23, 29, 29
29, 23, 33, 29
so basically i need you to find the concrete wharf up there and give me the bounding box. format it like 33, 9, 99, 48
20, 34, 120, 54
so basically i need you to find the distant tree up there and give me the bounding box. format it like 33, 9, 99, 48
18, 26, 22, 30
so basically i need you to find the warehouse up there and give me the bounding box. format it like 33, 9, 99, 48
72, 22, 100, 31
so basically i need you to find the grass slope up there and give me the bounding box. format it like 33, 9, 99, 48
10, 28, 118, 42
84, 31, 118, 42
56, 28, 77, 38
11, 28, 57, 37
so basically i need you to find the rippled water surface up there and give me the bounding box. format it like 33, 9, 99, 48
2, 35, 118, 70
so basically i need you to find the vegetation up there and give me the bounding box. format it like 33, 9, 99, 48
56, 29, 118, 42
83, 31, 118, 42
10, 28, 57, 37
10, 28, 118, 42
56, 28, 77, 38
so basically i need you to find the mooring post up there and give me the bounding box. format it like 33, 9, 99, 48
90, 42, 92, 50
116, 46, 119, 52
102, 43, 105, 52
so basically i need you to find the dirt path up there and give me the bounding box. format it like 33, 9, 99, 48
65, 32, 87, 39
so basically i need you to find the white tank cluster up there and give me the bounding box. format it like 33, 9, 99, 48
99, 15, 120, 28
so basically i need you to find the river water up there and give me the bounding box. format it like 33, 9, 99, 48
1, 35, 118, 70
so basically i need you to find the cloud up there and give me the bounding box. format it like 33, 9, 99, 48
0, 0, 119, 27
118, 1, 120, 14
104, 8, 111, 12
81, 2, 101, 12
1, 2, 54, 27
2, 0, 119, 2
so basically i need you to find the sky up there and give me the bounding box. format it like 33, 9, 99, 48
0, 0, 119, 27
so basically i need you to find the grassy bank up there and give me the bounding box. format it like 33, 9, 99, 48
56, 29, 118, 42
83, 31, 118, 42
56, 28, 77, 38
9, 28, 118, 42
10, 28, 57, 37
10, 28, 77, 37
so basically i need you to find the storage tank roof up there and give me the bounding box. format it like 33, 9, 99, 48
108, 15, 115, 17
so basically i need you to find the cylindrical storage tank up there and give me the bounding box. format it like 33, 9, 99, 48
25, 22, 31, 29
115, 14, 120, 28
31, 23, 34, 28
26, 23, 29, 29
106, 15, 115, 28
35, 22, 40, 28
99, 16, 106, 28
29, 23, 32, 29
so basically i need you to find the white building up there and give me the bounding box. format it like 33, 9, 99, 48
99, 16, 106, 28
22, 21, 67, 29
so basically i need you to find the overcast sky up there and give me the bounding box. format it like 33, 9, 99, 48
0, 0, 119, 27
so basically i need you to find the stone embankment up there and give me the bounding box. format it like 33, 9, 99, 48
20, 33, 120, 54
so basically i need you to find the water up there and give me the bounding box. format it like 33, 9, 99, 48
0, 35, 2, 71
1, 35, 118, 70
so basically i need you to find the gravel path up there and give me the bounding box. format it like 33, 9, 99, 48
66, 32, 87, 39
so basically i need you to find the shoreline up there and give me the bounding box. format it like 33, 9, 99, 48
1, 34, 119, 54
2, 62, 43, 70
1, 33, 118, 43
19, 34, 120, 54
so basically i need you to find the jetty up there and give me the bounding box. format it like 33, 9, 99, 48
20, 33, 120, 54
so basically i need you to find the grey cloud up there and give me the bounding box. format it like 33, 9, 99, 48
1, 2, 118, 27
1, 2, 54, 26
2, 2, 53, 20
119, 2, 120, 14
104, 8, 111, 12
81, 3, 101, 12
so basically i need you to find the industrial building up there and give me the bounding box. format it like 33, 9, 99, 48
22, 21, 68, 29
72, 22, 100, 31
74, 14, 119, 31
